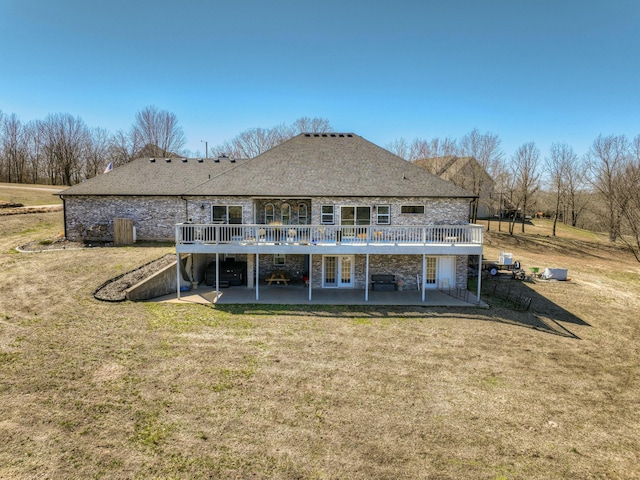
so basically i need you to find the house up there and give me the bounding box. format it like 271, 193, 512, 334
412, 156, 495, 220
60, 133, 484, 304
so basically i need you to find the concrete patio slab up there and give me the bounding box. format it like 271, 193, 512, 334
154, 283, 487, 307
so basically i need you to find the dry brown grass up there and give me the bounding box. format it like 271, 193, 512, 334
1, 213, 639, 479
0, 183, 63, 206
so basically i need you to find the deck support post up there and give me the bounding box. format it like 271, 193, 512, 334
476, 253, 482, 305
308, 254, 313, 301
421, 254, 426, 302
215, 252, 219, 302
255, 253, 260, 301
176, 249, 181, 300
365, 253, 370, 302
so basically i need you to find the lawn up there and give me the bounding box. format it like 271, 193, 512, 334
1, 212, 639, 479
0, 182, 64, 206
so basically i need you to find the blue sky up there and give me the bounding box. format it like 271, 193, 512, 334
1, 0, 639, 158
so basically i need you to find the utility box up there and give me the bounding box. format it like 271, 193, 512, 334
542, 268, 568, 281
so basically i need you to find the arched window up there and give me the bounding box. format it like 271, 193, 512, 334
298, 203, 308, 225
281, 203, 291, 225
265, 203, 275, 224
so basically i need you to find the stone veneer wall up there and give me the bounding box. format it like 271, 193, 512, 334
308, 254, 468, 290
64, 195, 187, 242
309, 197, 470, 226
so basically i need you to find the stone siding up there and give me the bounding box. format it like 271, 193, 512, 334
64, 196, 186, 242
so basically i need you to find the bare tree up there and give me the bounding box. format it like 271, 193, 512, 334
545, 142, 577, 236
41, 113, 90, 185
1, 113, 27, 183
585, 134, 630, 242
616, 135, 640, 261
213, 117, 333, 159
457, 128, 504, 223
509, 142, 541, 234
84, 127, 111, 179
290, 117, 332, 134
24, 120, 45, 184
131, 106, 186, 157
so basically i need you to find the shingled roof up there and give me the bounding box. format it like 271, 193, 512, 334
59, 156, 247, 196
185, 133, 474, 198
60, 134, 475, 198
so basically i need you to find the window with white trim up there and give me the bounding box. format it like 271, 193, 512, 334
376, 205, 390, 224
273, 253, 285, 266
321, 205, 334, 224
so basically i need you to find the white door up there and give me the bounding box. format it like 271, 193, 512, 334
323, 255, 354, 287
437, 256, 456, 289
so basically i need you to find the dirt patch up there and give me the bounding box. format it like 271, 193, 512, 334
93, 254, 175, 302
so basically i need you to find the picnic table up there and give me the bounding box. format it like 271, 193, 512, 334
267, 271, 290, 285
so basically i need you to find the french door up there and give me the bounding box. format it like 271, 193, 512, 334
340, 206, 371, 238
323, 255, 354, 288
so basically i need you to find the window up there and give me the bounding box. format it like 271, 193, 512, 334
281, 203, 291, 224
265, 203, 275, 224
273, 253, 285, 266
321, 205, 334, 224
212, 205, 243, 223
401, 205, 424, 214
376, 205, 390, 224
298, 203, 308, 225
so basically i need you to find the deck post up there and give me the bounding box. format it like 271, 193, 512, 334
215, 252, 219, 302
256, 253, 260, 301
477, 253, 482, 305
176, 249, 181, 300
422, 254, 426, 302
308, 254, 313, 301
365, 253, 370, 302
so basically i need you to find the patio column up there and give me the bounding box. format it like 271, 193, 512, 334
476, 253, 482, 305
176, 249, 181, 300
308, 254, 312, 301
215, 252, 219, 302
421, 254, 426, 302
365, 253, 370, 302
255, 253, 260, 301
247, 254, 254, 288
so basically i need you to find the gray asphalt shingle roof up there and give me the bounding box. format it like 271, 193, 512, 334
60, 134, 475, 198
59, 156, 247, 196
186, 133, 474, 198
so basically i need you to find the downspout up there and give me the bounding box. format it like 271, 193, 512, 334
180, 195, 189, 222
60, 194, 68, 239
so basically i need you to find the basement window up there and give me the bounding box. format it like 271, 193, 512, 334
401, 205, 424, 214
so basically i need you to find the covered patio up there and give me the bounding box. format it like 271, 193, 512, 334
156, 283, 487, 307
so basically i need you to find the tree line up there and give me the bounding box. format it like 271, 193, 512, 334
0, 106, 186, 186
1, 107, 639, 255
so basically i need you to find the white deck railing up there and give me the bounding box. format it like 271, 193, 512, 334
176, 224, 483, 246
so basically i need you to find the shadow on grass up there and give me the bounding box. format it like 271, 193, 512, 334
213, 278, 589, 340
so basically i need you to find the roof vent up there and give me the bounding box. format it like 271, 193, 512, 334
347, 134, 353, 138
165, 158, 171, 163
149, 158, 156, 163
230, 159, 236, 163
330, 134, 336, 137
314, 134, 320, 137
181, 158, 187, 163
322, 134, 328, 137
304, 133, 311, 137
197, 158, 203, 163
339, 134, 344, 137
214, 158, 220, 163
